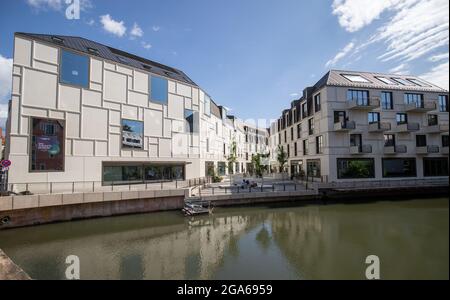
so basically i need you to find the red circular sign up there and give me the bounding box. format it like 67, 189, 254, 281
1, 160, 11, 168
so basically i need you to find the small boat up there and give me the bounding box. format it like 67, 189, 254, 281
182, 202, 211, 216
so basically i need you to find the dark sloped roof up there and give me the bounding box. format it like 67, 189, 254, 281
316, 69, 447, 93
16, 32, 198, 86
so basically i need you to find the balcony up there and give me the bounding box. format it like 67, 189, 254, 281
350, 144, 372, 155
404, 101, 436, 112
334, 121, 356, 131
416, 145, 440, 155
368, 122, 391, 132
397, 123, 420, 132
384, 144, 407, 154
425, 124, 449, 134
348, 97, 380, 110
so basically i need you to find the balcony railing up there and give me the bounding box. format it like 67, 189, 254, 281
368, 122, 391, 132
350, 144, 373, 154
425, 124, 449, 134
404, 101, 436, 112
334, 121, 356, 131
443, 147, 449, 155
416, 145, 440, 154
397, 123, 420, 132
384, 144, 407, 154
348, 97, 380, 110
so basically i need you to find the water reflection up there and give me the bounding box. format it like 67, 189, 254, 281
0, 198, 448, 280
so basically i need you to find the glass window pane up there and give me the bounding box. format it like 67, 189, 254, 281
60, 50, 89, 88
150, 76, 168, 104
122, 119, 144, 149
31, 118, 65, 171
337, 158, 375, 179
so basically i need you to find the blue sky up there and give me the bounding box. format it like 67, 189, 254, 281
0, 0, 448, 128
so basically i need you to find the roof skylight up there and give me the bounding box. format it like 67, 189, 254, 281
375, 76, 397, 85
341, 74, 371, 83
391, 77, 414, 86
406, 78, 432, 87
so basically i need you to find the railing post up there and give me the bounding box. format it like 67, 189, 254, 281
272, 184, 275, 192
176, 180, 178, 189
212, 187, 215, 195
92, 181, 95, 192
161, 181, 164, 190
72, 182, 75, 193
111, 181, 114, 192
50, 182, 53, 194
283, 184, 286, 191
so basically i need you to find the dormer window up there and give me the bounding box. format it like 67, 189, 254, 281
51, 36, 64, 44
87, 47, 99, 56
341, 74, 371, 83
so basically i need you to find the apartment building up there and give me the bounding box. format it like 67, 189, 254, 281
270, 70, 449, 182
5, 33, 266, 190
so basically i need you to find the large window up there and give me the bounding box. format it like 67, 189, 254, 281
384, 134, 395, 147
347, 90, 369, 105
307, 159, 321, 178
416, 135, 427, 147
217, 162, 226, 176
308, 118, 314, 135
314, 93, 321, 112
368, 112, 380, 124
443, 135, 449, 148
122, 119, 143, 149
150, 76, 168, 104
334, 111, 346, 123
316, 135, 323, 154
396, 113, 408, 125
423, 158, 449, 177
301, 102, 307, 119
381, 92, 393, 110
382, 158, 417, 178
428, 114, 438, 126
60, 50, 89, 88
103, 163, 185, 184
185, 109, 198, 133
337, 158, 375, 179
303, 139, 309, 155
204, 94, 211, 116
297, 124, 301, 139
404, 93, 424, 107
30, 118, 65, 172
439, 95, 448, 112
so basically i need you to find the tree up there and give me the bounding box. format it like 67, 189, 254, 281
276, 145, 288, 173
251, 153, 269, 178
226, 138, 237, 185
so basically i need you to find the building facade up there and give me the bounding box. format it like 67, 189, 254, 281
5, 33, 268, 190
270, 70, 449, 182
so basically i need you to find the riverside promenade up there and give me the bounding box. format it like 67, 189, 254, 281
1, 175, 448, 230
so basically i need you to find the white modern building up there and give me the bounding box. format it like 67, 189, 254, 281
269, 70, 449, 182
4, 33, 269, 190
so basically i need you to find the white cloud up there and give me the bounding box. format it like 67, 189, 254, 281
142, 42, 152, 50
27, 0, 92, 11
332, 0, 398, 32
420, 62, 449, 90
85, 19, 95, 26
130, 23, 144, 38
325, 42, 355, 68
429, 52, 449, 63
27, 0, 63, 10
152, 26, 161, 32
389, 63, 409, 74
289, 93, 300, 98
332, 0, 449, 64
100, 14, 126, 37
0, 55, 13, 102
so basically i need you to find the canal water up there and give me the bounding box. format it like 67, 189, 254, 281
0, 198, 448, 280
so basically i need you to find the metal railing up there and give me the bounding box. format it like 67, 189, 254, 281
6, 176, 211, 195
